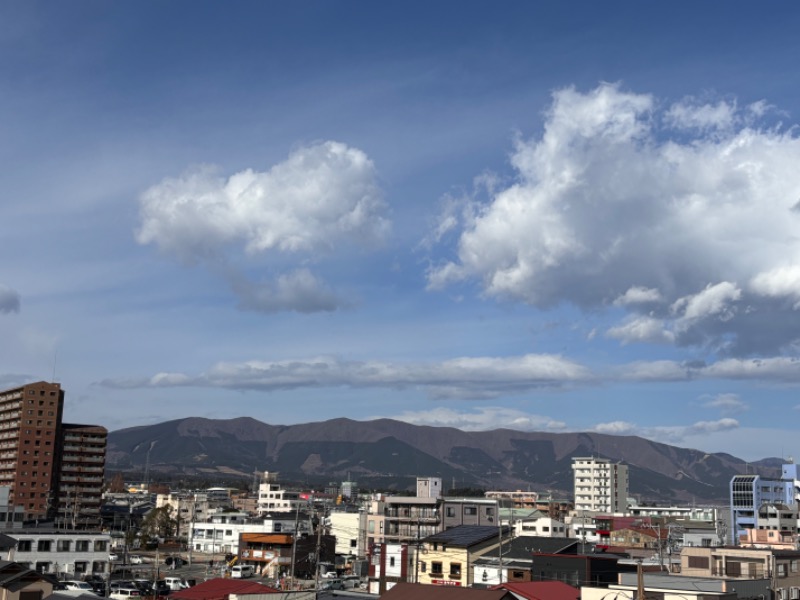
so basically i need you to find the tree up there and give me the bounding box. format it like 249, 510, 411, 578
140, 505, 177, 542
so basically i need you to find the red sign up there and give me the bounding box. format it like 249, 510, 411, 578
431, 580, 462, 586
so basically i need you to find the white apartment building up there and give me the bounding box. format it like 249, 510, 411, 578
572, 456, 629, 513
514, 512, 567, 538
189, 511, 312, 555
9, 529, 111, 578
256, 472, 303, 515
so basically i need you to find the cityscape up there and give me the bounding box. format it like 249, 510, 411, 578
3, 2, 800, 600
0, 380, 797, 600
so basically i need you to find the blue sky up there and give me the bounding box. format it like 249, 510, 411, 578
2, 2, 800, 462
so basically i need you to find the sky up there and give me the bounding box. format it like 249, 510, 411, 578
2, 2, 800, 462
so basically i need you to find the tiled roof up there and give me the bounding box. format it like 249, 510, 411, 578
169, 578, 278, 600
382, 582, 515, 600
491, 581, 580, 600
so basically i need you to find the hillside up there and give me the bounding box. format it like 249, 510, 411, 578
107, 416, 778, 502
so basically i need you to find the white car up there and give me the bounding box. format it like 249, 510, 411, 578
109, 553, 119, 562
129, 555, 144, 564
62, 581, 95, 595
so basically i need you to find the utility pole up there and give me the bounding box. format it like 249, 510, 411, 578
289, 505, 299, 589
314, 506, 324, 591
497, 500, 503, 584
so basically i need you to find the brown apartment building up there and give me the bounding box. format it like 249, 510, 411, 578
0, 381, 106, 526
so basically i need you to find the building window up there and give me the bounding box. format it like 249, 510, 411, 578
688, 556, 709, 569
449, 563, 461, 577
57, 540, 71, 552
37, 540, 51, 552
446, 507, 456, 517
464, 507, 477, 516
420, 561, 426, 573
390, 557, 395, 567
431, 562, 443, 576
94, 541, 107, 552
17, 540, 32, 551
76, 540, 89, 552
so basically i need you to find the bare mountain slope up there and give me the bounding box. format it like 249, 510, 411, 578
107, 416, 778, 502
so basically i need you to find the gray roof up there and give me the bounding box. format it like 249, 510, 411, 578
424, 525, 507, 547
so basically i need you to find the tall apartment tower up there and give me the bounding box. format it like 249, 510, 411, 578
58, 424, 107, 528
0, 381, 65, 519
0, 381, 106, 526
572, 456, 629, 513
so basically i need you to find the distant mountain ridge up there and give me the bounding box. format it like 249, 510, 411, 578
106, 416, 778, 503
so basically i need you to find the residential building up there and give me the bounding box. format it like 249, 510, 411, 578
513, 510, 567, 538
417, 478, 442, 499
0, 560, 55, 600
329, 510, 366, 557
679, 546, 800, 600
367, 495, 439, 547
8, 529, 111, 578
367, 542, 416, 594
256, 473, 303, 515
0, 382, 106, 525
0, 382, 64, 520
156, 492, 213, 539
237, 531, 334, 581
416, 525, 508, 587
572, 457, 629, 513
441, 498, 503, 529
583, 572, 747, 600
189, 511, 312, 555
730, 463, 800, 545
56, 424, 107, 529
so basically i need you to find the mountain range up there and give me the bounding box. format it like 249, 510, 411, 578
106, 416, 780, 503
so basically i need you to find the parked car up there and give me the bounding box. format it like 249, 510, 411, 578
109, 585, 140, 600
62, 581, 96, 595
319, 579, 344, 591
129, 556, 144, 565
109, 553, 119, 562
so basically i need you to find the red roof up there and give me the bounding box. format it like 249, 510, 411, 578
491, 581, 580, 600
169, 578, 278, 600
382, 582, 515, 599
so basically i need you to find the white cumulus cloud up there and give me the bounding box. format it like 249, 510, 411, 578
137, 141, 388, 312
702, 393, 748, 414
427, 83, 800, 355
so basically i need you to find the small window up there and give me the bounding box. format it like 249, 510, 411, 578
17, 540, 32, 552
37, 540, 51, 552
57, 540, 71, 552
431, 561, 443, 576
449, 562, 461, 577
76, 540, 89, 552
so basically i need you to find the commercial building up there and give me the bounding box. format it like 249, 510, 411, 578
0, 382, 107, 525
572, 457, 629, 513
730, 463, 800, 545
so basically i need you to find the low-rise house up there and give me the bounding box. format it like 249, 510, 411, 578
513, 511, 567, 538
168, 577, 278, 600
237, 531, 334, 581
417, 525, 509, 588
584, 571, 766, 600
368, 542, 416, 594
0, 560, 54, 600
679, 546, 800, 599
